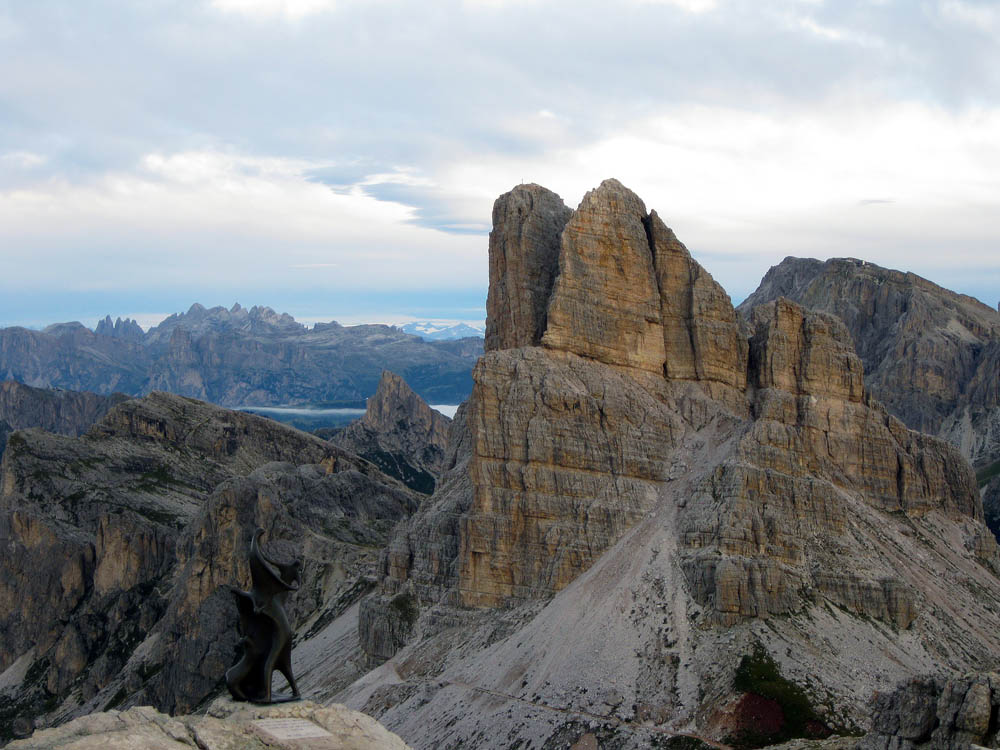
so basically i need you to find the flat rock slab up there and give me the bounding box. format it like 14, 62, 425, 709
250, 718, 336, 748
8, 700, 411, 750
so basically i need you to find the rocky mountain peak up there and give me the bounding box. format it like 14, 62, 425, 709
40, 322, 89, 338
331, 370, 452, 494
144, 303, 304, 345
738, 255, 1000, 470
0, 389, 421, 733
351, 180, 999, 747
95, 316, 143, 342
488, 177, 747, 403
485, 183, 572, 352
364, 371, 447, 437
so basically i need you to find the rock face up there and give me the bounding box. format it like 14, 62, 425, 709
7, 697, 411, 750
485, 184, 573, 351
332, 371, 451, 494
0, 381, 129, 456
345, 180, 1000, 749
0, 304, 481, 407
541, 180, 667, 374
0, 392, 419, 742
738, 257, 1000, 470
860, 673, 1000, 750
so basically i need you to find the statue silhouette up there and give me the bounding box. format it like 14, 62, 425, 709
225, 527, 301, 703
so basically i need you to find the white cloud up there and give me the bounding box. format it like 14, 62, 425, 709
795, 16, 886, 48
0, 148, 483, 291
2, 0, 999, 318
633, 0, 718, 12
1, 151, 47, 168
430, 99, 1000, 298
939, 0, 1000, 35
0, 13, 19, 40
208, 0, 338, 20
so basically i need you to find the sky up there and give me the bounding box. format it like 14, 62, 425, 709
1, 0, 998, 330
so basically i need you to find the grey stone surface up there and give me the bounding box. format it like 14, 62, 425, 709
0, 380, 129, 457
6, 699, 410, 750
0, 392, 419, 739
861, 673, 1000, 750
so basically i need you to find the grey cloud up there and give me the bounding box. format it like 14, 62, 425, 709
4, 0, 997, 188
355, 182, 490, 235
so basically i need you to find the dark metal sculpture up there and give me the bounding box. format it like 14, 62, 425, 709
226, 527, 302, 703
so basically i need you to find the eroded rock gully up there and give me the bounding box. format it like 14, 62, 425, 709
351, 180, 1000, 748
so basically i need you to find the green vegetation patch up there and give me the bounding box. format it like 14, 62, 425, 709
138, 464, 186, 489
367, 448, 436, 495
104, 687, 128, 711
976, 458, 1000, 487
729, 646, 827, 748
541, 719, 714, 750
389, 590, 419, 628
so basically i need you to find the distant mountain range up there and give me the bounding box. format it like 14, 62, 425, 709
0, 303, 483, 407
398, 321, 485, 341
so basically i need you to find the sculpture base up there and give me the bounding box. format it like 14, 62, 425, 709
250, 694, 302, 705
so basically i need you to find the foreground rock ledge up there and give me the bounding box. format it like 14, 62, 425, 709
9, 696, 411, 750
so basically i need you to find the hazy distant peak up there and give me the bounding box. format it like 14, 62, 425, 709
310, 320, 343, 332
144, 302, 304, 345
96, 315, 144, 341
42, 321, 89, 336
400, 321, 485, 341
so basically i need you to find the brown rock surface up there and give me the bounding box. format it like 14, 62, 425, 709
457, 347, 695, 607
345, 180, 1000, 749
332, 370, 451, 494
485, 184, 573, 351
647, 210, 748, 397
542, 179, 667, 374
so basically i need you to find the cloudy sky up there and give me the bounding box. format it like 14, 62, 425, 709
1, 0, 998, 330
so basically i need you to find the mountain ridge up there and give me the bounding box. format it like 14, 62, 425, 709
0, 304, 481, 407
737, 255, 1000, 541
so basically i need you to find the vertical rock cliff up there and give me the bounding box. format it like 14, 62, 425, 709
485, 184, 572, 351
0, 381, 130, 457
